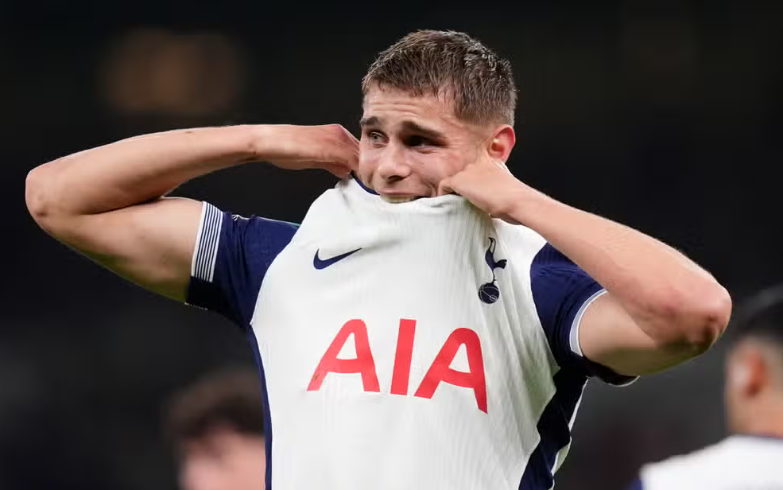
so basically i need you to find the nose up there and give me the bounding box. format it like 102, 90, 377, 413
375, 144, 412, 183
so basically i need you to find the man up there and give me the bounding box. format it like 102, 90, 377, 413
25, 30, 731, 489
166, 369, 266, 490
630, 285, 783, 489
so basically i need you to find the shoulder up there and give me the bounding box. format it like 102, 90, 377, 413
640, 437, 765, 489
186, 203, 300, 325
492, 220, 547, 263
194, 203, 299, 266
493, 219, 546, 247
291, 179, 359, 236
492, 220, 586, 279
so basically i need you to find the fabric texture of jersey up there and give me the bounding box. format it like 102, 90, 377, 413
186, 177, 634, 490
634, 435, 783, 490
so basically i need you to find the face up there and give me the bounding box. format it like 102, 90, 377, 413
358, 86, 492, 201
180, 426, 266, 490
723, 341, 775, 433
723, 347, 747, 432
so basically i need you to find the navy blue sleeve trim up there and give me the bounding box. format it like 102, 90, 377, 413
531, 243, 637, 385
627, 478, 645, 490
186, 203, 299, 327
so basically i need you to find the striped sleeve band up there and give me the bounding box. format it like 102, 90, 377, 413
191, 202, 224, 283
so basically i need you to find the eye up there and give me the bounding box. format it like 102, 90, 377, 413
366, 130, 385, 144
406, 135, 434, 147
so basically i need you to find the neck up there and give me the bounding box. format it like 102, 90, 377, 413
737, 397, 783, 439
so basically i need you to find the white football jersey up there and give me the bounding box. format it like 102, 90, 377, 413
634, 435, 783, 490
187, 177, 634, 490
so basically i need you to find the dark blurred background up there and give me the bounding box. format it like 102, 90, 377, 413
2, 0, 781, 488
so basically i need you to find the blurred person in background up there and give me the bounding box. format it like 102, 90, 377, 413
630, 284, 783, 489
25, 30, 731, 489
167, 368, 265, 490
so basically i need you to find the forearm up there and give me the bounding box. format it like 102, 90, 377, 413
507, 184, 731, 346
26, 125, 260, 218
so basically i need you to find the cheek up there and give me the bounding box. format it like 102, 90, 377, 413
724, 359, 750, 411
358, 156, 375, 173
229, 448, 267, 487
358, 148, 378, 176
182, 460, 224, 490
413, 153, 465, 182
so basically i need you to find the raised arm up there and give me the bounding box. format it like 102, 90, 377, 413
25, 124, 358, 301
503, 184, 732, 375
439, 141, 732, 377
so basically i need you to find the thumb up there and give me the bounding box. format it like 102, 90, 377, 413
437, 177, 455, 197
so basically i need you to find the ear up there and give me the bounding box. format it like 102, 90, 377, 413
487, 125, 516, 163
728, 344, 767, 398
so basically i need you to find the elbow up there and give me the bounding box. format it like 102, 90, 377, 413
26, 166, 49, 221
657, 284, 733, 355
686, 288, 732, 355
25, 164, 63, 231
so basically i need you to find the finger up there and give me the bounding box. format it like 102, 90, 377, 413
336, 124, 360, 145
331, 145, 359, 171
338, 128, 361, 171
324, 163, 352, 179
346, 148, 360, 171
441, 168, 470, 195
331, 161, 356, 175
345, 130, 361, 145
437, 178, 455, 196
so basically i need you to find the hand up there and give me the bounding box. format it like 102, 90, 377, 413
253, 124, 360, 178
438, 152, 525, 224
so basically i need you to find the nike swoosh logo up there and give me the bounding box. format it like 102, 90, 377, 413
313, 248, 362, 270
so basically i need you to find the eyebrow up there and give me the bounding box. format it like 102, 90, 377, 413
360, 116, 446, 141
401, 121, 446, 141
359, 116, 380, 127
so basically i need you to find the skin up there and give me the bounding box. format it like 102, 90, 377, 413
724, 338, 783, 437
180, 427, 266, 490
357, 85, 732, 376
358, 88, 498, 201
25, 124, 358, 301
25, 83, 730, 377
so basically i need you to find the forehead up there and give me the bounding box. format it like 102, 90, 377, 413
361, 87, 463, 131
